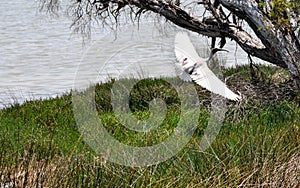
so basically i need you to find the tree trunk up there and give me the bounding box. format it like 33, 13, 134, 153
279, 31, 300, 90
220, 0, 300, 90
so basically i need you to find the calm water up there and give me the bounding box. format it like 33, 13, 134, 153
0, 0, 266, 108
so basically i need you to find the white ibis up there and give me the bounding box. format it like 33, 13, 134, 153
174, 32, 241, 101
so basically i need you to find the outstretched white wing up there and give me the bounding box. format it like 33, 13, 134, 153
174, 32, 241, 101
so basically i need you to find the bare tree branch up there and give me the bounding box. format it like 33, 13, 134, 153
39, 0, 300, 89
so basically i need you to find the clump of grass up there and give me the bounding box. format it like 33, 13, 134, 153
0, 64, 299, 187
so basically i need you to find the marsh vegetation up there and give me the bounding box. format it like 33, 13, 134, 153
0, 65, 299, 187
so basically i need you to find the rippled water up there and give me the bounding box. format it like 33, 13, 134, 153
0, 0, 266, 108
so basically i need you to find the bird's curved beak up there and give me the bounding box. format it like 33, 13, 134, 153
211, 48, 229, 54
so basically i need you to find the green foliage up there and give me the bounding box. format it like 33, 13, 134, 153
0, 65, 299, 187
258, 0, 300, 30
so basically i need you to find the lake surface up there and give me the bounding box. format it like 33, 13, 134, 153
0, 0, 266, 108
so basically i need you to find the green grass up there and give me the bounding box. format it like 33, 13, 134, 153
0, 65, 299, 187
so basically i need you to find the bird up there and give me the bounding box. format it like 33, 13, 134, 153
174, 32, 241, 101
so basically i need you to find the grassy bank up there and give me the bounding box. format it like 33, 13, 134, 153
0, 65, 299, 187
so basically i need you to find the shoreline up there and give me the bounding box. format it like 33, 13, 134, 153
0, 64, 286, 111
0, 64, 299, 187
